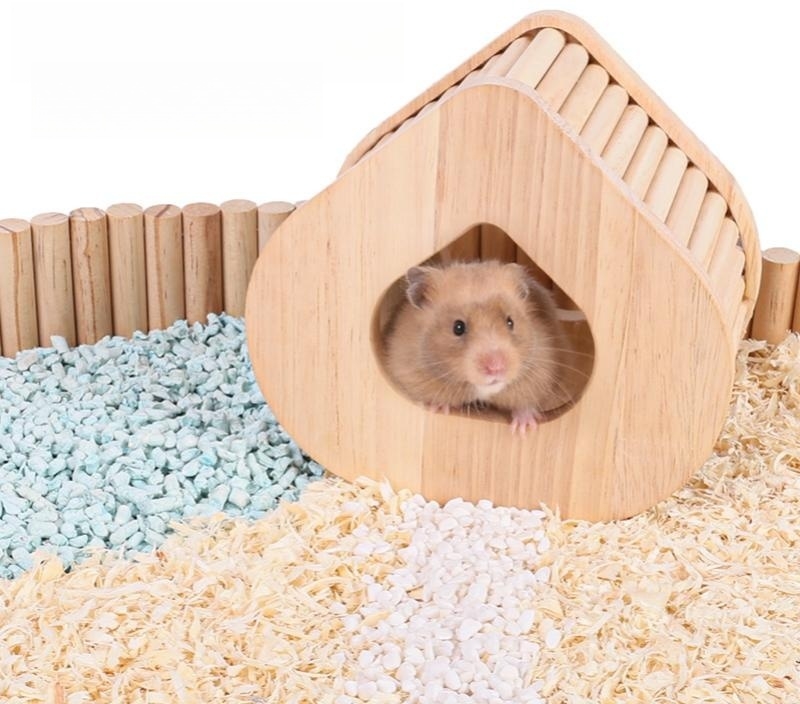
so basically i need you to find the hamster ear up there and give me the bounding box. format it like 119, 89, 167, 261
507, 263, 534, 300
405, 266, 434, 309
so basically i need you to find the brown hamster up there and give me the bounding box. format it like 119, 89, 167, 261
383, 260, 566, 433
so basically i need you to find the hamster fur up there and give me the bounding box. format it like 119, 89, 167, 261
383, 260, 566, 432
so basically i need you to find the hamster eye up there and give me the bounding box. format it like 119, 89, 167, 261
453, 320, 467, 336
506, 316, 514, 330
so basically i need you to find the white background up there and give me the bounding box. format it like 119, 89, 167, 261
0, 0, 796, 250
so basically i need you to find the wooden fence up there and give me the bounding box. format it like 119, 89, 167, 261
0, 200, 798, 357
0, 201, 295, 357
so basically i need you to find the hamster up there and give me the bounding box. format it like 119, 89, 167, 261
383, 260, 566, 433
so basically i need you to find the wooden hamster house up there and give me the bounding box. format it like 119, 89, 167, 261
245, 11, 763, 521
4, 11, 800, 521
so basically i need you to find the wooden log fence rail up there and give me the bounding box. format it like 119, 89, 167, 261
0, 198, 798, 357
0, 201, 295, 358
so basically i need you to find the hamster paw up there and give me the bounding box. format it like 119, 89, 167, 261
510, 408, 540, 434
423, 402, 451, 415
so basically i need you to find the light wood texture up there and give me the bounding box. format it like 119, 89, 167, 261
484, 36, 532, 77
480, 224, 518, 263
601, 104, 649, 176
707, 219, 746, 324
625, 126, 669, 199
107, 203, 148, 338
144, 204, 184, 330
0, 219, 38, 356
535, 42, 590, 110
69, 207, 113, 345
341, 11, 760, 330
257, 201, 295, 252
516, 247, 552, 289
439, 226, 481, 263
580, 83, 629, 153
247, 80, 744, 521
506, 28, 565, 85
750, 247, 800, 343
559, 63, 610, 132
182, 202, 223, 325
221, 199, 258, 317
688, 192, 728, 269
459, 68, 483, 88
30, 212, 76, 347
666, 167, 710, 245
551, 283, 580, 311
644, 146, 689, 221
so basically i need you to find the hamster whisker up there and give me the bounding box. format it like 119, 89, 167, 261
546, 375, 577, 406
531, 359, 592, 379
513, 366, 553, 396
533, 345, 595, 359
422, 368, 463, 386
515, 363, 571, 405
427, 379, 467, 410
515, 361, 575, 403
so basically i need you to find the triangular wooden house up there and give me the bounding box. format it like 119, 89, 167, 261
246, 11, 761, 520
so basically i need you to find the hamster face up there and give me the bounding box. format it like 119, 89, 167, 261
424, 294, 528, 399
405, 261, 546, 404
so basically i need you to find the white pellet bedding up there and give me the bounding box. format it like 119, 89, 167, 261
1, 328, 799, 703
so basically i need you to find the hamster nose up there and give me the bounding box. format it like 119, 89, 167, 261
479, 351, 508, 377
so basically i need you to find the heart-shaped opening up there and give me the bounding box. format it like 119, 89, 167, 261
373, 223, 595, 426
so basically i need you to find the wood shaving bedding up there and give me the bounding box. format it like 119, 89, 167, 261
1, 335, 799, 703
0, 479, 414, 703
534, 334, 800, 703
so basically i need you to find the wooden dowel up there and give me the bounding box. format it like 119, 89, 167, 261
416, 102, 436, 120
708, 219, 744, 281
399, 91, 450, 138
624, 125, 669, 199
644, 146, 689, 221
477, 52, 502, 76
580, 84, 629, 154
750, 246, 800, 343
516, 247, 551, 289
665, 167, 709, 245
30, 212, 76, 347
479, 224, 517, 263
506, 28, 565, 85
535, 42, 590, 110
458, 69, 480, 88
424, 86, 458, 122
484, 35, 533, 77
706, 220, 746, 325
687, 191, 727, 268
182, 202, 223, 325
257, 201, 295, 252
69, 207, 112, 345
601, 104, 648, 177
0, 219, 38, 356
371, 130, 396, 154
220, 199, 258, 318
559, 63, 610, 133
144, 204, 184, 330
107, 203, 148, 337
